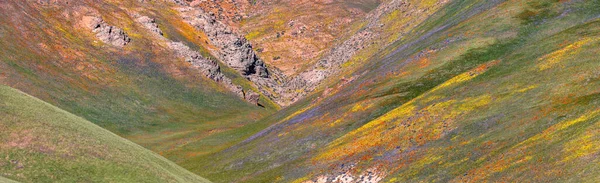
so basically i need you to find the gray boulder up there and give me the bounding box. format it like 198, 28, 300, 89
244, 90, 261, 106
84, 16, 131, 47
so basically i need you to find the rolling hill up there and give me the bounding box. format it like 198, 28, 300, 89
0, 85, 210, 182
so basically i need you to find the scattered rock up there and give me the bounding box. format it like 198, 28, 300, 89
82, 16, 131, 47
304, 167, 384, 183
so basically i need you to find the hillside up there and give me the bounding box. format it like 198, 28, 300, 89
237, 0, 382, 76
0, 85, 210, 182
2, 0, 600, 182
0, 0, 281, 166
180, 0, 381, 76
190, 0, 600, 182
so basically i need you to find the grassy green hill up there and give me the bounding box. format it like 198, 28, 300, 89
0, 85, 210, 182
191, 0, 600, 182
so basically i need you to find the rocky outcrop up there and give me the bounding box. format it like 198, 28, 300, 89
135, 16, 163, 36
174, 6, 286, 105
69, 0, 447, 107
168, 41, 261, 103
244, 90, 260, 105
168, 41, 263, 105
131, 13, 259, 105
82, 16, 131, 47
231, 0, 377, 76
303, 167, 385, 183
168, 42, 225, 82
176, 7, 269, 78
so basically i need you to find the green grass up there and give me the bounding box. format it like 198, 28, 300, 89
0, 85, 211, 183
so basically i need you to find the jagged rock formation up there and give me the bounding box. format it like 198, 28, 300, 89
132, 13, 261, 105
82, 16, 131, 47
281, 30, 375, 104
135, 15, 163, 36
175, 7, 268, 78
167, 42, 226, 82
174, 5, 286, 105
167, 41, 248, 100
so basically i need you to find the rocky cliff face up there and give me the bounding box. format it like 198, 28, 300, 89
174, 7, 269, 78
131, 11, 258, 105
172, 3, 287, 105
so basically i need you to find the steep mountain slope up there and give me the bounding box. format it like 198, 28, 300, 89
175, 0, 386, 105
0, 0, 279, 167
179, 0, 381, 76
192, 0, 600, 182
237, 0, 382, 76
0, 85, 210, 182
